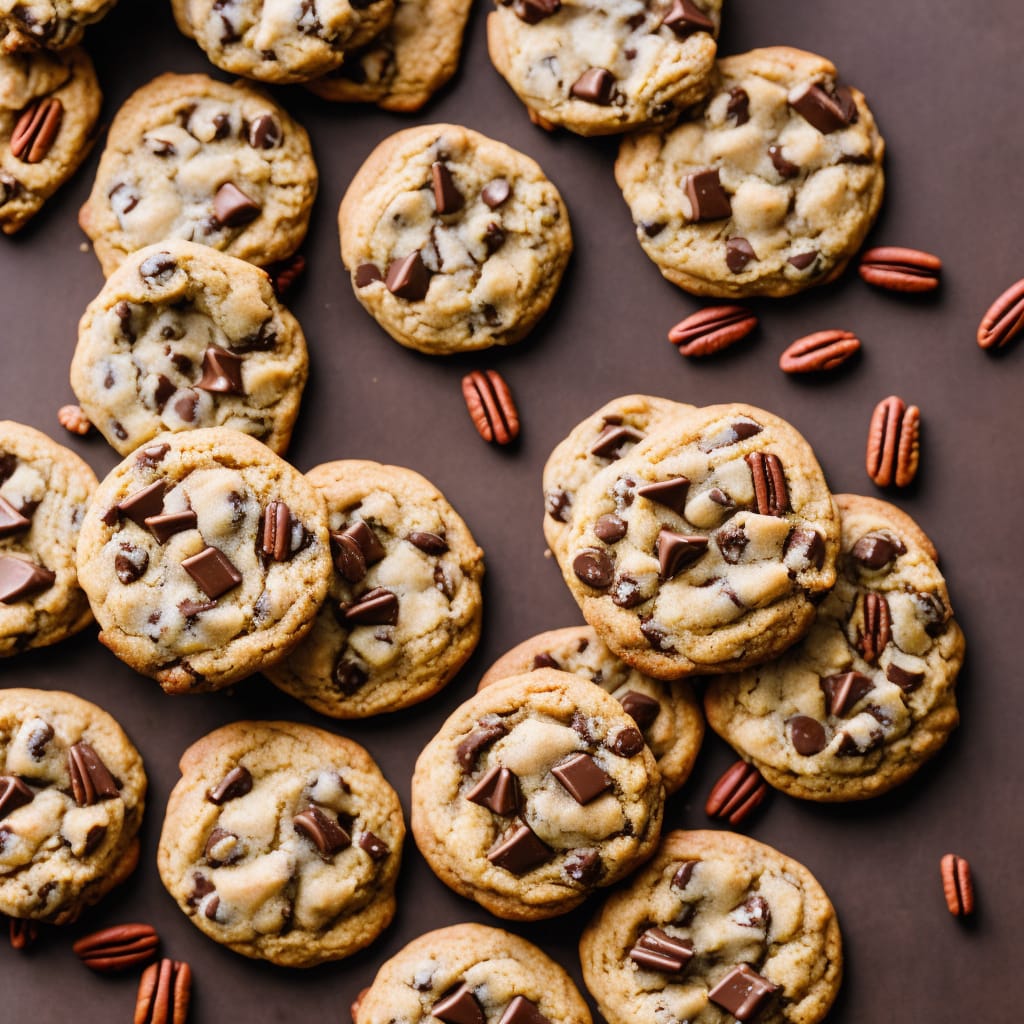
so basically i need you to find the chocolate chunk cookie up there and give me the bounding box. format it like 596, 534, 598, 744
71, 240, 309, 457
0, 688, 146, 925
79, 73, 317, 275
615, 47, 885, 297
158, 720, 404, 966
487, 0, 721, 136
339, 123, 572, 355
75, 427, 331, 693
0, 0, 116, 51
0, 421, 97, 656
579, 830, 842, 1024
411, 669, 664, 920
704, 494, 964, 801
265, 460, 484, 719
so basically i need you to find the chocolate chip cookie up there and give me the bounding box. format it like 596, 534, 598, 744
615, 47, 885, 297
265, 460, 484, 719
0, 421, 97, 656
559, 402, 840, 679
71, 240, 309, 457
479, 626, 703, 795
411, 669, 664, 920
487, 0, 721, 136
704, 494, 964, 801
75, 427, 331, 694
157, 720, 404, 966
339, 123, 572, 355
0, 688, 146, 925
79, 73, 317, 275
579, 830, 842, 1024
0, 0, 116, 51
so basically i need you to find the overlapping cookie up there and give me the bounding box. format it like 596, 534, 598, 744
0, 0, 117, 51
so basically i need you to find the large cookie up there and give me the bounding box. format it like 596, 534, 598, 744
704, 494, 964, 801
615, 47, 885, 297
0, 0, 116, 51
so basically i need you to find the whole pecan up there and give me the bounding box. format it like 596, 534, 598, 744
58, 404, 93, 436
8, 916, 38, 951
866, 395, 920, 487
940, 853, 975, 916
779, 329, 860, 373
859, 246, 941, 293
11, 97, 63, 163
135, 958, 191, 1024
705, 760, 768, 826
73, 923, 160, 973
977, 277, 1024, 351
668, 305, 758, 357
461, 370, 520, 445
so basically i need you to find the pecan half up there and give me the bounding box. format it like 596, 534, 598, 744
859, 246, 941, 293
11, 98, 63, 163
461, 370, 519, 445
57, 404, 93, 436
746, 452, 789, 515
977, 277, 1024, 351
866, 395, 920, 487
74, 923, 160, 973
668, 305, 758, 357
135, 959, 191, 1024
940, 853, 975, 916
705, 760, 769, 826
779, 329, 860, 373
858, 592, 891, 663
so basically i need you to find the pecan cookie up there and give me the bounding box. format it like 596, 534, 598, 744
0, 421, 97, 656
0, 0, 116, 51
75, 427, 331, 693
559, 403, 840, 679
71, 240, 309, 457
0, 47, 100, 233
615, 47, 885, 297
579, 830, 842, 1024
265, 460, 484, 719
0, 688, 146, 925
487, 0, 721, 136
704, 494, 964, 801
157, 720, 404, 967
411, 669, 664, 921
479, 626, 703, 795
79, 74, 317, 275
339, 123, 571, 355
355, 923, 592, 1024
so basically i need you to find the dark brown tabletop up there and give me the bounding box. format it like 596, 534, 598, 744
4, 1, 1023, 1020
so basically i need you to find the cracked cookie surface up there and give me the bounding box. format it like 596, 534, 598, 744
0, 0, 116, 51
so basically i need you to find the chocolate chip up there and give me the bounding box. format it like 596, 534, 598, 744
26, 723, 53, 759
181, 546, 242, 600
609, 726, 644, 757
179, 598, 216, 618
431, 161, 464, 214
0, 555, 55, 603
358, 831, 389, 861
784, 527, 825, 570
482, 178, 511, 208
139, 253, 177, 283
355, 263, 382, 288
204, 827, 242, 867
173, 391, 199, 423
67, 743, 119, 806
487, 823, 552, 874
197, 346, 245, 394
590, 424, 643, 459
343, 588, 399, 626
708, 964, 780, 1020
0, 776, 34, 819
552, 753, 612, 804
406, 531, 448, 555
571, 710, 594, 743
386, 251, 431, 300
593, 514, 628, 544
331, 520, 385, 583
564, 848, 602, 886
620, 691, 660, 729
787, 81, 857, 134
886, 663, 924, 693
497, 997, 552, 1024
639, 618, 675, 652
726, 237, 757, 273
483, 222, 505, 254
637, 477, 690, 513
820, 671, 874, 716
656, 530, 708, 580
431, 985, 484, 1024
207, 766, 252, 804
434, 564, 454, 599
115, 544, 149, 584
456, 721, 507, 769
293, 806, 351, 858
672, 859, 698, 890
851, 532, 905, 569
145, 509, 197, 544
466, 765, 521, 816
0, 495, 30, 537
629, 927, 694, 974
333, 658, 368, 695
570, 67, 616, 105
700, 419, 763, 452
136, 443, 170, 468
573, 548, 614, 589
532, 652, 560, 670
248, 113, 281, 149
82, 824, 107, 856
732, 893, 771, 930
153, 374, 175, 411
768, 144, 799, 178
188, 873, 215, 906
912, 592, 948, 636
788, 251, 818, 270
611, 574, 647, 608
545, 489, 571, 522
511, 0, 559, 22
661, 0, 714, 36
788, 715, 827, 755
116, 481, 166, 526
684, 168, 732, 221
0, 171, 19, 206
214, 182, 261, 227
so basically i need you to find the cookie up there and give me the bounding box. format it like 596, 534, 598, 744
411, 669, 664, 920
79, 73, 317, 276
75, 427, 331, 694
0, 0, 116, 51
487, 0, 721, 136
339, 123, 572, 355
479, 626, 703, 795
579, 830, 842, 1024
0, 421, 97, 656
306, 0, 472, 112
615, 47, 885, 297
266, 460, 483, 719
355, 923, 592, 1024
704, 494, 964, 801
71, 240, 309, 457
0, 688, 146, 925
559, 402, 840, 679
0, 47, 100, 233
157, 720, 404, 967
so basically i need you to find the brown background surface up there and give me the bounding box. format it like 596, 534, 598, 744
3, 0, 1022, 1020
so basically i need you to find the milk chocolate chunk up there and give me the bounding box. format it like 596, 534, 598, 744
629, 927, 694, 974
551, 753, 611, 805
886, 663, 924, 693
637, 477, 690, 513
358, 831, 389, 861
590, 424, 643, 459
248, 113, 281, 149
181, 546, 242, 600
820, 671, 874, 716
333, 658, 367, 694
213, 182, 261, 227
620, 691, 660, 728
207, 766, 252, 805
726, 237, 757, 273
573, 548, 614, 589
179, 598, 216, 618
851, 531, 905, 569
733, 893, 771, 929
466, 765, 520, 816
355, 263, 382, 288
661, 0, 714, 36
145, 509, 197, 543
912, 591, 949, 636
787, 81, 856, 134
456, 721, 507, 769
512, 0, 560, 24
487, 823, 552, 874
204, 827, 242, 867
331, 520, 385, 582
788, 715, 827, 755
564, 848, 601, 886
198, 346, 245, 394
708, 964, 780, 1021
0, 495, 30, 536
482, 178, 511, 209
570, 68, 615, 105
431, 161, 464, 214
497, 996, 552, 1024
594, 514, 628, 543
700, 419, 762, 452
136, 443, 170, 468
788, 250, 818, 270
746, 452, 789, 516
784, 527, 825, 568
716, 523, 748, 564
726, 86, 750, 124
139, 253, 177, 283
640, 617, 674, 652
532, 652, 560, 670
0, 776, 33, 819
386, 251, 431, 300
609, 726, 644, 757
0, 555, 55, 602
684, 168, 732, 221
768, 144, 799, 178
293, 806, 351, 857
671, 859, 698, 890
68, 743, 120, 806
343, 587, 399, 625
407, 531, 448, 555
27, 722, 53, 759
115, 544, 149, 584
432, 984, 485, 1024
117, 481, 167, 526
656, 530, 708, 580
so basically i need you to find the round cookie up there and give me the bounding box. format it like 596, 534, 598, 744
265, 460, 484, 719
704, 494, 964, 801
411, 669, 664, 921
339, 123, 572, 355
479, 626, 703, 795
0, 0, 116, 52
0, 421, 97, 656
157, 720, 404, 967
71, 240, 309, 457
486, 0, 721, 137
75, 427, 332, 694
0, 688, 146, 925
0, 47, 100, 234
355, 923, 593, 1024
579, 830, 842, 1024
615, 47, 886, 297
79, 73, 317, 276
560, 403, 840, 679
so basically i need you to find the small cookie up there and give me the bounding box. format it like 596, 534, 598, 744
0, 421, 97, 656
157, 720, 404, 966
75, 427, 331, 694
71, 240, 309, 457
0, 688, 146, 925
0, 47, 100, 233
79, 73, 317, 275
579, 830, 842, 1024
411, 669, 664, 920
339, 123, 572, 355
559, 402, 840, 679
265, 460, 484, 719
355, 923, 592, 1024
0, 0, 116, 51
487, 0, 721, 136
704, 494, 964, 801
615, 47, 885, 297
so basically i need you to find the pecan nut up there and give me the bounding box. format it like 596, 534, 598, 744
746, 452, 790, 515
940, 853, 975, 916
705, 759, 769, 826
11, 97, 63, 164
779, 329, 860, 373
977, 277, 1024, 351
73, 923, 160, 973
866, 395, 920, 487
857, 591, 891, 663
57, 404, 93, 436
858, 246, 941, 293
8, 916, 38, 951
461, 369, 520, 445
135, 958, 191, 1024
668, 305, 758, 357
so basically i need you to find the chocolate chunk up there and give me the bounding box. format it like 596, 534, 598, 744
708, 964, 780, 1021
512, 0, 560, 21
726, 86, 751, 124
564, 848, 602, 886
590, 424, 643, 459
82, 824, 108, 856
214, 182, 261, 227
456, 721, 507, 769
609, 726, 644, 757
708, 488, 735, 509
204, 827, 242, 867
179, 598, 215, 618
0, 495, 30, 536
545, 489, 571, 522
248, 113, 281, 149
788, 715, 827, 756
181, 546, 242, 600
571, 711, 594, 743
487, 823, 552, 874
145, 509, 197, 543
343, 588, 399, 625
197, 346, 245, 394
661, 0, 714, 36
355, 263, 382, 288
657, 530, 708, 580
784, 527, 825, 569
358, 831, 389, 861
820, 671, 875, 716
714, 523, 747, 564
608, 574, 644, 608
619, 691, 660, 728
700, 419, 763, 452
136, 443, 170, 468
67, 743, 119, 806
886, 663, 924, 694
260, 501, 292, 562
27, 722, 53, 759
333, 658, 368, 694
788, 251, 818, 270
594, 514, 628, 543
552, 753, 612, 804
640, 617, 675, 652
858, 592, 891, 663
684, 168, 731, 221
115, 544, 149, 584
496, 998, 551, 1024
188, 873, 215, 906
0, 171, 20, 206
386, 251, 431, 300
532, 652, 560, 670
0, 555, 55, 603
0, 776, 33, 819
732, 894, 771, 929
637, 477, 690, 513
207, 766, 252, 804
571, 67, 615, 104
629, 927, 694, 974
746, 452, 790, 515
466, 765, 521, 816
912, 591, 949, 636
573, 548, 614, 589
153, 374, 175, 411
482, 178, 511, 208
726, 237, 757, 273
672, 859, 698, 890
407, 531, 448, 555
431, 161, 464, 214
331, 520, 385, 582
768, 144, 799, 178
851, 532, 905, 569
483, 222, 505, 254
787, 81, 856, 134
431, 984, 484, 1024
434, 564, 454, 599
117, 481, 167, 526
293, 806, 351, 857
